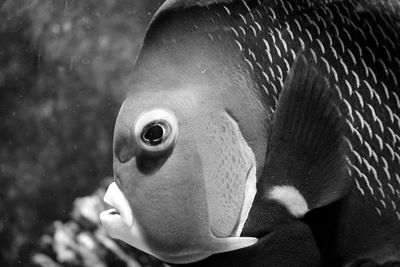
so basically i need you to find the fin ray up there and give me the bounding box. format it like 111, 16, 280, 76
261, 54, 351, 215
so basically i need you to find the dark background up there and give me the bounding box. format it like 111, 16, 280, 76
0, 0, 164, 265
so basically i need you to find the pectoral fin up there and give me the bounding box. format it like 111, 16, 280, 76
261, 54, 351, 217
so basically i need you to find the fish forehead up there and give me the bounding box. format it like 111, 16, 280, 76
152, 0, 400, 216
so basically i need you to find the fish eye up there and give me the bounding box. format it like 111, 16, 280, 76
134, 109, 178, 154
141, 121, 170, 146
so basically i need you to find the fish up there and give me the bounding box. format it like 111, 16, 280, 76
99, 0, 400, 266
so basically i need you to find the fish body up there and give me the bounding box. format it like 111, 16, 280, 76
100, 0, 400, 266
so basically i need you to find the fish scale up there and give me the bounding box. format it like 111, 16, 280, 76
209, 0, 400, 222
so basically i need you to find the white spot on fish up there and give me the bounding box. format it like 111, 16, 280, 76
239, 13, 247, 25
235, 40, 243, 51
248, 49, 256, 61
293, 18, 302, 32
239, 26, 246, 36
384, 105, 394, 124
334, 84, 342, 100
230, 27, 239, 37
344, 102, 355, 124
271, 83, 277, 96
285, 22, 294, 40
305, 29, 313, 41
376, 116, 384, 133
223, 5, 231, 15
274, 43, 281, 58
317, 39, 325, 54
331, 46, 338, 59
326, 32, 333, 46
375, 134, 384, 150
345, 80, 353, 96
337, 36, 345, 53
360, 58, 368, 77
355, 110, 364, 129
283, 58, 290, 73
276, 65, 283, 80
391, 199, 397, 211
383, 166, 391, 181
268, 186, 309, 218
325, 6, 335, 19
309, 18, 321, 36
351, 71, 360, 88
376, 207, 382, 216
387, 127, 396, 146
250, 25, 257, 36
254, 21, 262, 31
340, 58, 349, 75
354, 91, 364, 108
380, 199, 387, 209
310, 48, 317, 63
364, 141, 373, 158
355, 178, 365, 195
354, 42, 362, 57
385, 143, 395, 161
321, 57, 330, 73
364, 158, 379, 187
262, 71, 270, 83
343, 28, 352, 42
395, 57, 400, 68
245, 59, 254, 71
331, 66, 338, 82
392, 91, 400, 108
382, 45, 392, 62
389, 69, 398, 87
364, 121, 373, 139
347, 49, 356, 65
242, 0, 251, 12
268, 7, 276, 20
351, 163, 374, 195
366, 46, 376, 63
353, 149, 362, 164
290, 49, 296, 61
372, 88, 382, 105
378, 187, 386, 199
368, 67, 377, 84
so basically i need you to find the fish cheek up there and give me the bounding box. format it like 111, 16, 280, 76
124, 144, 212, 254
196, 113, 256, 238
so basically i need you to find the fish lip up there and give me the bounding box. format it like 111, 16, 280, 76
102, 182, 134, 227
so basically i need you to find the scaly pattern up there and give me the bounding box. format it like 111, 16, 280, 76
205, 0, 400, 220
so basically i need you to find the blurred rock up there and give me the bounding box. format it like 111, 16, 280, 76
31, 179, 165, 267
0, 0, 162, 265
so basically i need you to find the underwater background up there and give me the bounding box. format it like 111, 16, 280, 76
0, 0, 165, 266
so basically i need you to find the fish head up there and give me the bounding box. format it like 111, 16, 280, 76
100, 3, 270, 264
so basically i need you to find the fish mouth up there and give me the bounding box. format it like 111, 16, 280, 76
100, 182, 157, 258
100, 182, 134, 227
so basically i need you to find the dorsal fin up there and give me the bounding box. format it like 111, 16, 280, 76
260, 54, 351, 217
159, 0, 235, 11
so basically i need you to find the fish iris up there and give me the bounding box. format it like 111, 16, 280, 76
142, 121, 169, 146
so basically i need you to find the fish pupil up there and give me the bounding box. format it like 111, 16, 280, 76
142, 122, 167, 146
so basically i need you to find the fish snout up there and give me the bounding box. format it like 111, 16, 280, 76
113, 109, 179, 165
